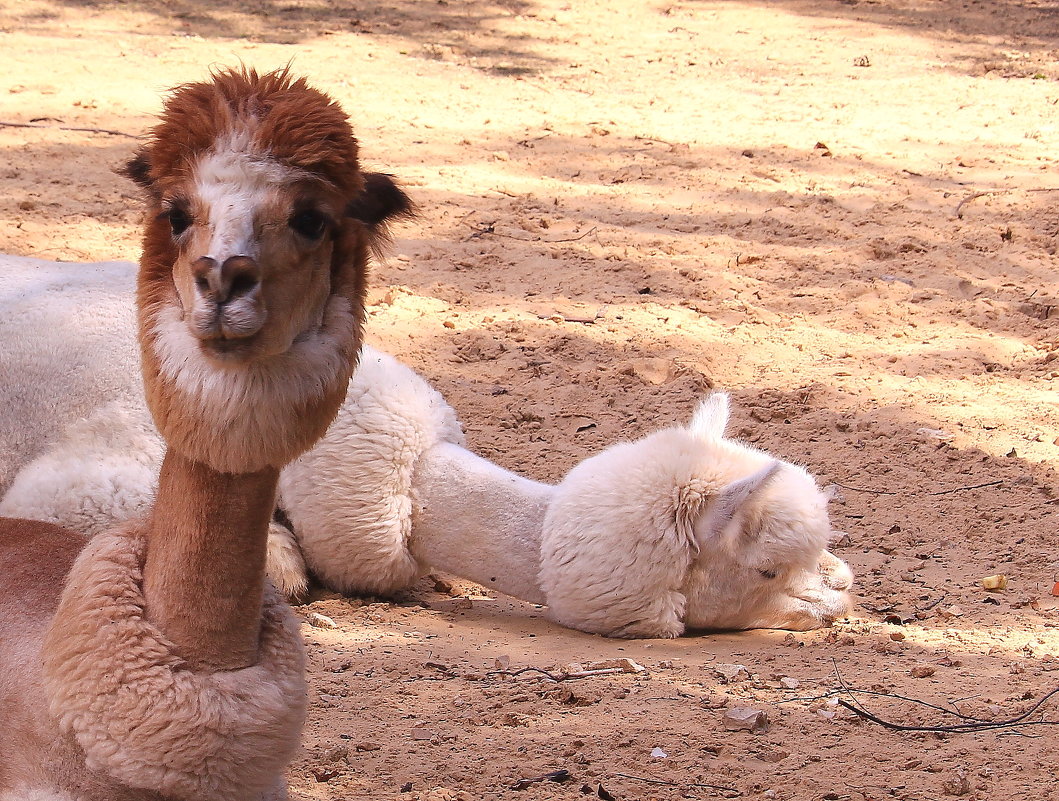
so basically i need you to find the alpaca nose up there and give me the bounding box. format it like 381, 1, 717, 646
192, 255, 261, 305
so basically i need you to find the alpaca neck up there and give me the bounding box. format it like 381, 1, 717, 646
410, 442, 552, 606
142, 449, 278, 671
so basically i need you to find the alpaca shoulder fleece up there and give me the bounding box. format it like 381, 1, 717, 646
0, 255, 141, 496
41, 524, 306, 801
278, 345, 464, 595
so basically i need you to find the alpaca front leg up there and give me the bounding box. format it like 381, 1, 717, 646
261, 777, 290, 801
266, 520, 309, 600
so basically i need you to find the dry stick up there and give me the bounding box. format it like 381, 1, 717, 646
955, 190, 998, 218
789, 687, 982, 721
830, 659, 1059, 734
918, 594, 948, 612
0, 120, 139, 139
833, 480, 1003, 497
830, 482, 897, 496
929, 479, 1003, 496
611, 772, 738, 794
471, 224, 599, 244
487, 665, 632, 682
955, 186, 1059, 218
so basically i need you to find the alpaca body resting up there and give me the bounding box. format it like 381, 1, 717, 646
0, 69, 409, 799
2, 257, 852, 637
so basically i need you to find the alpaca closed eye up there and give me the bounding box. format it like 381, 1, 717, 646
758, 568, 778, 580
289, 209, 328, 240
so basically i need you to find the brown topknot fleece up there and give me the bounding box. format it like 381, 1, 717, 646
124, 67, 364, 199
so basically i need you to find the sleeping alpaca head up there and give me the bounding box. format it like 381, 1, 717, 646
125, 67, 410, 472
540, 392, 853, 638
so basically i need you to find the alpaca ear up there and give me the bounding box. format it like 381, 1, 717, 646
346, 173, 414, 228
697, 461, 781, 542
120, 149, 154, 190
688, 391, 730, 441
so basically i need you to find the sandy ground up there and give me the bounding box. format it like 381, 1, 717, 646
2, 0, 1059, 798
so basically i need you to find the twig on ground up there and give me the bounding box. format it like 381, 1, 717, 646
788, 687, 982, 721
828, 659, 1059, 734
0, 120, 139, 138
955, 190, 998, 218
487, 664, 634, 682
918, 594, 948, 612
929, 479, 1003, 495
633, 134, 679, 146
466, 223, 598, 244
955, 187, 1059, 218
510, 770, 571, 790
830, 482, 897, 496
611, 772, 738, 793
832, 480, 1004, 497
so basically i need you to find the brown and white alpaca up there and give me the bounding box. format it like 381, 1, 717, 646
0, 68, 409, 801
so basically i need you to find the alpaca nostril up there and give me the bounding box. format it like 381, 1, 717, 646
228, 272, 259, 299
220, 256, 260, 302
191, 256, 218, 299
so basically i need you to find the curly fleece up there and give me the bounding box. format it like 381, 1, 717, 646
40, 524, 306, 801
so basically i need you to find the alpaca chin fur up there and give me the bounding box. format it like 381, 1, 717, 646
145, 291, 358, 473
41, 523, 306, 801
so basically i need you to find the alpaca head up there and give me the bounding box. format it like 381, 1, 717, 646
125, 68, 411, 473
540, 392, 853, 638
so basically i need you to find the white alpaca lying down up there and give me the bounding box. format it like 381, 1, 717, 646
2, 256, 853, 638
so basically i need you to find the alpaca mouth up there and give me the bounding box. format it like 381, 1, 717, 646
199, 334, 258, 362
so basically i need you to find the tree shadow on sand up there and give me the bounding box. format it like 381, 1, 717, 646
16, 0, 556, 73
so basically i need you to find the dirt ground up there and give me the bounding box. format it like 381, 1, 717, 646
2, 0, 1059, 799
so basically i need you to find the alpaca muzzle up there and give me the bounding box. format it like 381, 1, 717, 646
190, 255, 266, 346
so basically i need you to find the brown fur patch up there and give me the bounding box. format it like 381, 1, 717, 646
128, 67, 363, 198
0, 518, 86, 611
129, 68, 378, 470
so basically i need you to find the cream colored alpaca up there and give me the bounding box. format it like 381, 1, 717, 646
0, 68, 409, 800
1, 257, 852, 636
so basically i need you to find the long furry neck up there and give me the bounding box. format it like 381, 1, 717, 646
410, 442, 552, 605
142, 448, 278, 670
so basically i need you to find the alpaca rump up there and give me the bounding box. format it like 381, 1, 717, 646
42, 524, 306, 801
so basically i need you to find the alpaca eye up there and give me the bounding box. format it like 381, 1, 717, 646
167, 206, 192, 237
758, 568, 777, 580
289, 209, 328, 240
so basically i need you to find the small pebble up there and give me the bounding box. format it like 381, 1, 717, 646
306, 612, 337, 629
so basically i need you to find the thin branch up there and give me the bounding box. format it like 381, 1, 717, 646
467, 223, 598, 244
0, 120, 140, 139
487, 664, 634, 682
955, 187, 1059, 218
955, 190, 998, 218
829, 659, 1059, 734
929, 479, 1003, 496
830, 482, 897, 496
788, 688, 981, 721
611, 773, 738, 793
831, 480, 1003, 497
835, 699, 1059, 733
918, 594, 948, 612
